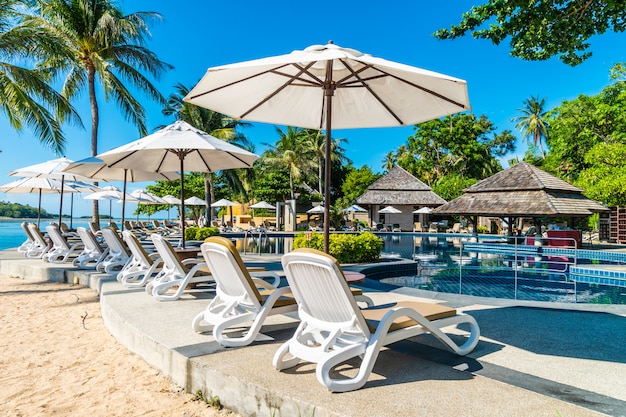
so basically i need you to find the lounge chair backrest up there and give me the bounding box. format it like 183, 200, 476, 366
281, 248, 370, 335
150, 234, 187, 275
101, 227, 130, 257
122, 231, 153, 268
46, 224, 69, 250
201, 236, 262, 307
77, 227, 102, 253
109, 221, 119, 231
21, 221, 35, 242
89, 221, 101, 233
28, 223, 48, 247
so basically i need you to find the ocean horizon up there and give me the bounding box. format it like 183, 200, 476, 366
0, 218, 165, 250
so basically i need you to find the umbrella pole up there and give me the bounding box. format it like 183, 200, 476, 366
58, 175, 65, 226
37, 189, 42, 228
122, 169, 127, 230
70, 193, 74, 229
109, 200, 112, 221
323, 61, 334, 253
179, 155, 186, 248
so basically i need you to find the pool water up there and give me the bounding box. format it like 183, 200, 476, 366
233, 234, 626, 304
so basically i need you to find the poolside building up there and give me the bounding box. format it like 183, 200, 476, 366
356, 166, 446, 231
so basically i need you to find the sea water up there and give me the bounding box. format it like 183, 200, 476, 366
0, 219, 92, 250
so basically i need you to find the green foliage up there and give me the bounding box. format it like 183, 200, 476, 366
335, 165, 380, 209
184, 226, 219, 241
192, 390, 222, 409
398, 114, 514, 185
476, 225, 489, 234
432, 174, 478, 202
0, 201, 53, 218
293, 232, 383, 263
434, 0, 626, 66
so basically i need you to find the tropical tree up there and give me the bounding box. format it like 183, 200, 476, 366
335, 165, 380, 210
435, 0, 626, 66
300, 128, 349, 195
161, 82, 254, 218
29, 0, 173, 224
511, 96, 549, 158
264, 126, 313, 200
0, 0, 79, 154
382, 151, 395, 172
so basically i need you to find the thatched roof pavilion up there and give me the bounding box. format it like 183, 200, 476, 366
432, 162, 607, 218
356, 166, 446, 206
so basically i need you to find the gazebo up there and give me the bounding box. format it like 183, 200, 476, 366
432, 162, 608, 245
356, 166, 446, 230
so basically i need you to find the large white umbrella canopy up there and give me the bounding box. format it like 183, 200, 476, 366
64, 156, 178, 230
0, 177, 79, 227
184, 41, 470, 251
379, 205, 401, 225
94, 120, 258, 247
162, 195, 182, 205
10, 157, 92, 226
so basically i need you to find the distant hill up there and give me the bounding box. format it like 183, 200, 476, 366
0, 201, 54, 219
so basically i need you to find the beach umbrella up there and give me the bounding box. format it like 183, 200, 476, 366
83, 185, 126, 220
212, 198, 238, 226
9, 157, 92, 226
379, 205, 402, 225
185, 196, 208, 206
0, 177, 79, 228
307, 205, 326, 214
89, 120, 258, 247
412, 206, 433, 229
162, 195, 182, 222
249, 200, 276, 218
64, 157, 178, 230
343, 204, 367, 220
184, 41, 470, 252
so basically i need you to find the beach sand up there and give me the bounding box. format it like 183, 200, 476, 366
0, 274, 240, 417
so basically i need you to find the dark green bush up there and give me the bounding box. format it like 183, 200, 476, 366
184, 226, 220, 240
293, 232, 382, 263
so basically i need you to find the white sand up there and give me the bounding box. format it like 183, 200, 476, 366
0, 274, 240, 417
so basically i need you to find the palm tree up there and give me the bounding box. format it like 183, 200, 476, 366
302, 129, 348, 195
265, 126, 311, 200
512, 96, 549, 158
383, 151, 396, 172
0, 0, 79, 154
29, 0, 173, 224
161, 83, 254, 219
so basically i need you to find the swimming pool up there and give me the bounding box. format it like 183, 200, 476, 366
234, 233, 626, 304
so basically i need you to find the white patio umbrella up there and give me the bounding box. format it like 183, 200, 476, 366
83, 185, 125, 220
184, 41, 470, 252
343, 204, 367, 220
249, 200, 276, 218
185, 196, 208, 206
90, 120, 258, 247
64, 156, 178, 231
307, 205, 326, 214
162, 194, 182, 222
212, 198, 238, 226
379, 205, 402, 225
9, 157, 92, 226
413, 206, 433, 229
0, 177, 79, 228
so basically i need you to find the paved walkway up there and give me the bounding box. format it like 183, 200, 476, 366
1, 248, 625, 417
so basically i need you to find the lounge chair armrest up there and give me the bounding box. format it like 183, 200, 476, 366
250, 271, 281, 288
148, 252, 161, 260
181, 257, 203, 266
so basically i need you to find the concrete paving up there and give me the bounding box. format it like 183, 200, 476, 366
1, 248, 625, 417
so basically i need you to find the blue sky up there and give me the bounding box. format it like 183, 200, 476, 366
1, 0, 625, 218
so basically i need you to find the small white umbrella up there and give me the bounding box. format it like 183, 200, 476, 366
9, 157, 92, 226
64, 156, 178, 230
0, 177, 79, 227
413, 206, 433, 229
185, 196, 208, 206
212, 198, 238, 225
379, 205, 402, 226
84, 185, 124, 220
343, 204, 367, 220
92, 120, 258, 247
185, 42, 470, 251
249, 201, 276, 210
307, 205, 326, 214
162, 195, 182, 222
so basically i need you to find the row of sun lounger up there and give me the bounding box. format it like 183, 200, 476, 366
15, 222, 481, 392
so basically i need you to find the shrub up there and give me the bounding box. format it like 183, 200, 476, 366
184, 226, 220, 241
293, 232, 382, 263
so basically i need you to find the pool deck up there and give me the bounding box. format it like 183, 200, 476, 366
2, 247, 626, 417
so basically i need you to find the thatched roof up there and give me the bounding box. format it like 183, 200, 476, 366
432, 162, 607, 217
356, 166, 446, 206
